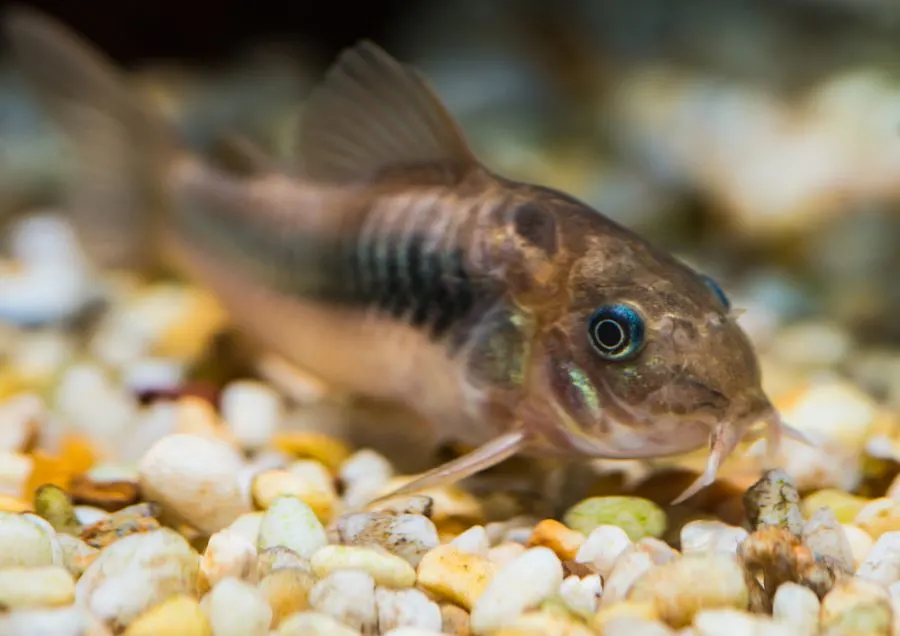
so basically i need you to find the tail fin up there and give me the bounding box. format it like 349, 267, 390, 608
3, 7, 173, 272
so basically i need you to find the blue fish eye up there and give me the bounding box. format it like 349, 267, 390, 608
587, 304, 645, 361
702, 275, 731, 310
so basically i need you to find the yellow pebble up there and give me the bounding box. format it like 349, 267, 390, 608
155, 290, 228, 361
123, 595, 212, 636
271, 432, 350, 471
252, 469, 335, 522
258, 568, 315, 627
527, 519, 586, 561
802, 490, 869, 523
310, 545, 416, 588
590, 601, 659, 632
416, 545, 497, 610
0, 494, 32, 513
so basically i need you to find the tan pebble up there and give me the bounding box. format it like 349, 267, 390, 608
627, 553, 749, 628
601, 550, 654, 606
487, 542, 526, 567
258, 567, 315, 627
138, 433, 250, 534
820, 577, 893, 635
57, 533, 99, 578
0, 566, 74, 608
308, 570, 377, 633
854, 498, 900, 540
842, 524, 874, 569
258, 496, 327, 558
680, 520, 748, 556
365, 494, 433, 517
470, 547, 563, 634
375, 587, 442, 632
377, 477, 483, 525
857, 531, 900, 587
272, 431, 350, 472
123, 595, 211, 636
574, 525, 633, 577
198, 528, 258, 592
257, 546, 309, 579
773, 582, 820, 635
251, 467, 334, 522
803, 507, 854, 573
337, 511, 439, 567
274, 611, 362, 635
440, 603, 470, 636
591, 601, 659, 632
220, 380, 283, 451
449, 525, 489, 557
202, 577, 271, 636
526, 519, 585, 561
227, 512, 263, 545
311, 544, 416, 588
417, 545, 497, 610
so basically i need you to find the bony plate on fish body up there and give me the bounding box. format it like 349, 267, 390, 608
3, 8, 812, 507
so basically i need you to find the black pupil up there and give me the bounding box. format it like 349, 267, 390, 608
595, 319, 625, 350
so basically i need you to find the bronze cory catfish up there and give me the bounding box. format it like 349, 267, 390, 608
5, 9, 807, 504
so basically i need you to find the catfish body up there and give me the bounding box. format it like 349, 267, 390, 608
5, 10, 806, 503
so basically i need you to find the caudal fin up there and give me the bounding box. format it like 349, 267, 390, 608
3, 7, 173, 272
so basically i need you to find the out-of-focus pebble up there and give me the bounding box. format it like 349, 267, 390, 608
376, 587, 443, 632
376, 477, 483, 529
311, 544, 417, 588
563, 496, 666, 540
803, 507, 854, 573
601, 551, 655, 607
857, 531, 900, 586
74, 506, 111, 527
308, 570, 377, 634
470, 546, 563, 633
227, 512, 263, 545
337, 511, 439, 567
440, 603, 469, 635
258, 567, 315, 626
773, 582, 820, 635
558, 573, 602, 618
0, 566, 75, 608
220, 380, 283, 451
0, 605, 101, 636
57, 533, 99, 578
487, 542, 526, 567
340, 449, 395, 508
636, 537, 679, 565
251, 462, 335, 522
680, 520, 748, 556
591, 601, 659, 632
256, 546, 308, 579
258, 496, 327, 558
820, 577, 893, 635
202, 577, 271, 636
0, 510, 55, 567
0, 393, 41, 451
198, 528, 258, 591
496, 610, 595, 635
272, 431, 351, 472
76, 528, 199, 628
843, 524, 875, 569
574, 524, 633, 577
526, 519, 585, 561
802, 490, 870, 523
627, 554, 749, 628
122, 594, 211, 636
854, 497, 900, 539
138, 433, 249, 534
416, 545, 497, 610
449, 525, 489, 557
274, 611, 361, 636
693, 609, 794, 636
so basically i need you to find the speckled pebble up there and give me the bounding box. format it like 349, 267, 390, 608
470, 546, 563, 633
258, 496, 327, 558
337, 511, 439, 567
449, 525, 489, 557
202, 577, 271, 636
308, 570, 377, 634
563, 497, 666, 541
311, 544, 416, 588
256, 546, 309, 579
199, 528, 258, 591
416, 545, 497, 610
274, 611, 362, 635
558, 573, 602, 618
258, 567, 315, 627
376, 587, 442, 632
0, 510, 56, 567
0, 566, 75, 608
575, 524, 634, 577
138, 433, 249, 534
773, 582, 820, 635
680, 520, 748, 556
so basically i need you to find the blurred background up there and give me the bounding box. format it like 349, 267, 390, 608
1, 0, 900, 509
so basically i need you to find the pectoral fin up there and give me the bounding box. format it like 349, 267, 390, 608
370, 430, 528, 503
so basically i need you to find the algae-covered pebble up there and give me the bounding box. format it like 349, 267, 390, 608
743, 469, 804, 536
563, 496, 666, 541
34, 483, 81, 535
258, 496, 327, 558
627, 553, 749, 628
416, 545, 497, 610
123, 594, 211, 636
802, 490, 869, 523
311, 545, 416, 588
0, 566, 75, 608
820, 577, 893, 636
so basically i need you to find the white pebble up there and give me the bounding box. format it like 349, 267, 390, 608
309, 570, 377, 633
275, 611, 362, 636
339, 449, 394, 508
220, 380, 283, 450
842, 524, 874, 569
470, 546, 563, 633
0, 511, 55, 568
680, 520, 749, 556
311, 545, 416, 588
200, 528, 258, 588
375, 587, 442, 632
559, 574, 602, 618
0, 606, 94, 636
600, 550, 654, 607
450, 525, 490, 557
0, 566, 75, 608
857, 530, 900, 586
0, 393, 42, 451
138, 433, 250, 534
773, 582, 820, 635
258, 496, 327, 558
203, 577, 272, 636
575, 525, 633, 577
803, 507, 854, 572
487, 542, 526, 566
227, 512, 264, 546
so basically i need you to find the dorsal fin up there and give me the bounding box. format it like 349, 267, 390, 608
294, 40, 480, 185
